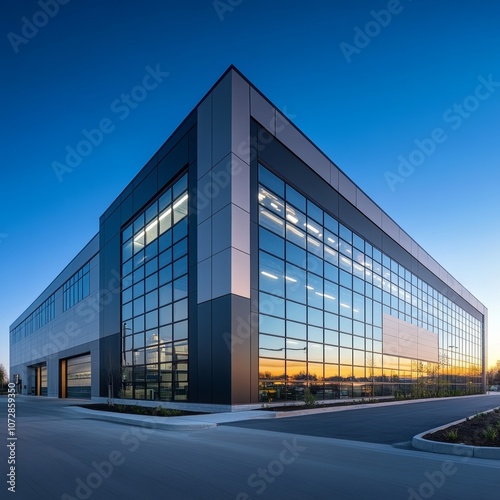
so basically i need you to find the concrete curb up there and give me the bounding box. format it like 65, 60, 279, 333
412, 408, 500, 460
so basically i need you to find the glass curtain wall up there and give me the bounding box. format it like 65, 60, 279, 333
257, 164, 483, 402
121, 173, 189, 401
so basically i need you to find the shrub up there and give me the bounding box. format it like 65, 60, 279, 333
303, 388, 317, 408
443, 429, 459, 442
153, 406, 182, 417
482, 426, 498, 442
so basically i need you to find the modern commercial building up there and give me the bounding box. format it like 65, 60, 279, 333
10, 66, 487, 407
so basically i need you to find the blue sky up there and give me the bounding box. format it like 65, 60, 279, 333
1, 0, 499, 374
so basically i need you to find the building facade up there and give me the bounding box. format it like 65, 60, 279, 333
10, 67, 487, 406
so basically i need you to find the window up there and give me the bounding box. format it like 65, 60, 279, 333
121, 172, 189, 402
257, 163, 483, 400
63, 263, 90, 311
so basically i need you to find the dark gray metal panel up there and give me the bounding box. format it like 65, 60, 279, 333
120, 183, 134, 205
133, 156, 158, 190
157, 134, 189, 191
195, 300, 212, 402
103, 207, 121, 246
120, 194, 133, 227
257, 129, 340, 220
133, 169, 158, 215
249, 288, 260, 403
102, 196, 121, 223
231, 294, 252, 404
339, 197, 383, 251
100, 234, 121, 338
381, 233, 413, 271
210, 295, 232, 404
188, 126, 197, 165
157, 110, 196, 163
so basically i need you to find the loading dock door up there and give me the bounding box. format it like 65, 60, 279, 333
61, 354, 91, 399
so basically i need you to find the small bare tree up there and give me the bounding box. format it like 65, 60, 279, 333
366, 355, 376, 398
104, 353, 121, 406
0, 364, 7, 393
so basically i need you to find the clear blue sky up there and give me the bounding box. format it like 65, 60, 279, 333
1, 0, 499, 375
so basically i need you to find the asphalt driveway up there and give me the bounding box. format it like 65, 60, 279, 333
225, 394, 500, 444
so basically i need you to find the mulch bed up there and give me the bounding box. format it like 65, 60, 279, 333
76, 403, 204, 417
424, 408, 500, 447
260, 398, 395, 411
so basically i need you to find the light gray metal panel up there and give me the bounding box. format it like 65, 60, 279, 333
438, 265, 448, 283
197, 94, 212, 180
399, 229, 412, 254
338, 171, 357, 206
197, 257, 212, 304
473, 296, 481, 312
381, 213, 400, 243
211, 154, 233, 215
411, 239, 419, 259
231, 71, 250, 165
231, 154, 250, 213
212, 204, 232, 255
197, 218, 212, 263
355, 189, 382, 227
196, 172, 213, 224
212, 248, 232, 298
448, 273, 459, 293
231, 248, 251, 299
231, 204, 250, 254
427, 257, 440, 277
250, 87, 275, 134
417, 246, 428, 267
212, 72, 232, 167
330, 163, 340, 191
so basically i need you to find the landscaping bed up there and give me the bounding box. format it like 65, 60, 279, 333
260, 397, 395, 411
424, 407, 500, 447
76, 404, 204, 417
